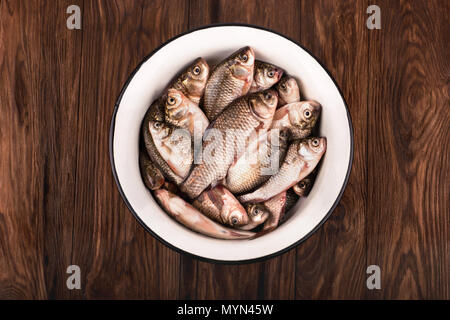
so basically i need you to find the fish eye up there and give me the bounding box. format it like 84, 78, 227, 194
268, 70, 275, 78
231, 217, 238, 225
240, 54, 248, 62
304, 109, 312, 118
299, 181, 306, 189
264, 92, 272, 100
312, 138, 320, 147
253, 208, 260, 216
193, 66, 201, 75
167, 96, 176, 106
280, 83, 287, 90
153, 122, 162, 129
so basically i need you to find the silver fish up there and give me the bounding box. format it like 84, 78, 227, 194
165, 88, 209, 136
262, 191, 287, 231
224, 128, 289, 194
168, 57, 210, 104
279, 189, 299, 225
180, 89, 278, 199
243, 203, 271, 230
270, 101, 321, 139
249, 60, 283, 93
292, 170, 317, 197
154, 189, 255, 240
203, 46, 255, 120
139, 151, 165, 190
192, 185, 250, 228
239, 137, 326, 203
148, 120, 193, 180
142, 106, 184, 185
275, 76, 300, 107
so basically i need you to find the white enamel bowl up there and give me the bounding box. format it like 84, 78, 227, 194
110, 25, 353, 263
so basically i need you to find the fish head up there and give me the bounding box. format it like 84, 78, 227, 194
297, 137, 327, 161
206, 185, 250, 227
165, 89, 189, 123
181, 58, 210, 102
246, 203, 270, 225
229, 46, 255, 80
289, 101, 321, 131
276, 76, 300, 104
254, 60, 284, 90
293, 177, 314, 197
146, 99, 166, 122
143, 168, 165, 190
187, 57, 209, 82
140, 152, 165, 190
227, 207, 250, 228
249, 89, 278, 121
148, 120, 171, 141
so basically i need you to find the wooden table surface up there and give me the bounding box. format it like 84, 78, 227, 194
0, 0, 448, 299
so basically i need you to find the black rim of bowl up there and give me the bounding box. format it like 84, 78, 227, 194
109, 23, 354, 264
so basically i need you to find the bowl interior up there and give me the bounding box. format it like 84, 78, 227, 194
111, 26, 352, 262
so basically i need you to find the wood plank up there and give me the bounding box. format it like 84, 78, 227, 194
295, 0, 368, 299
0, 0, 83, 299
0, 0, 447, 300
366, 0, 449, 299
70, 0, 188, 299
0, 0, 47, 299
189, 0, 301, 299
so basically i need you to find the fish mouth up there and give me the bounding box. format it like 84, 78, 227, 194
238, 212, 270, 230
319, 137, 327, 151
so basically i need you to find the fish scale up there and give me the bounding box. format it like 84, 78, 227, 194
142, 104, 184, 185
155, 189, 255, 240
181, 90, 277, 199
193, 186, 249, 228
239, 137, 326, 203
225, 129, 289, 194
203, 47, 254, 120
204, 71, 246, 119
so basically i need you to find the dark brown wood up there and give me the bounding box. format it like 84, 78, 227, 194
0, 0, 448, 299
294, 0, 368, 299
69, 0, 189, 299
366, 0, 449, 299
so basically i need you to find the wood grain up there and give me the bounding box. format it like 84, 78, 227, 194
0, 0, 84, 299
0, 0, 448, 299
366, 0, 449, 299
70, 0, 189, 299
294, 0, 368, 299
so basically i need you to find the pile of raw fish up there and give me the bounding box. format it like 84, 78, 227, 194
140, 46, 326, 240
